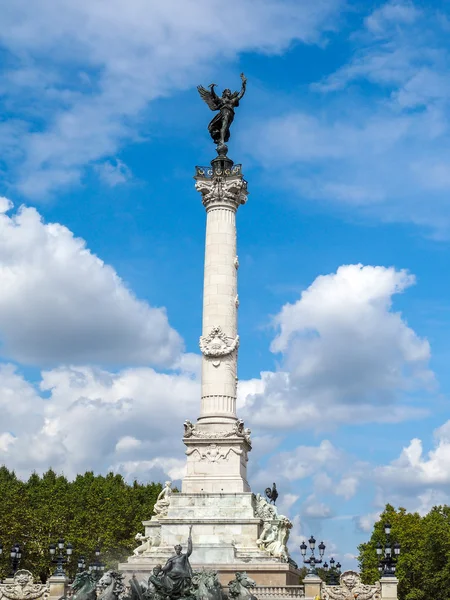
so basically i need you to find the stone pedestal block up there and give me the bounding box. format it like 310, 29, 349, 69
303, 575, 322, 599
380, 577, 398, 600
182, 438, 251, 494
48, 576, 69, 600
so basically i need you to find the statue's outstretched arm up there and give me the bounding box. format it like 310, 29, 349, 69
237, 73, 247, 100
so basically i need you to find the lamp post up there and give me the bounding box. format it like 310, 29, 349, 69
300, 536, 326, 575
49, 538, 73, 576
376, 522, 400, 577
9, 543, 22, 577
77, 556, 86, 573
323, 557, 341, 585
88, 546, 105, 580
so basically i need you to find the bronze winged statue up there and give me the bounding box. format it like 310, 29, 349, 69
197, 73, 247, 152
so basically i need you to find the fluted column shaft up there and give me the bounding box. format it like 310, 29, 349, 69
195, 174, 247, 425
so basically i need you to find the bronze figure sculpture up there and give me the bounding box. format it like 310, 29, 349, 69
147, 526, 193, 600
198, 74, 247, 153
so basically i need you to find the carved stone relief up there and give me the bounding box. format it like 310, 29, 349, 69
186, 445, 243, 463
199, 325, 239, 364
0, 570, 49, 600
322, 571, 381, 600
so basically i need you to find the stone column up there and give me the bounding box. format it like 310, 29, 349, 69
181, 161, 251, 494
195, 166, 248, 428
380, 577, 398, 600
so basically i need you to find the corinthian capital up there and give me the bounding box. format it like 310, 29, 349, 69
195, 175, 248, 212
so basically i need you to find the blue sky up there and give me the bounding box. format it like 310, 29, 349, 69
1, 0, 450, 569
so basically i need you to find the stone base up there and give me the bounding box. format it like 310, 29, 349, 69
119, 559, 302, 587
119, 493, 300, 587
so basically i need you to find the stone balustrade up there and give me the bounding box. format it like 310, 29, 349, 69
255, 585, 305, 599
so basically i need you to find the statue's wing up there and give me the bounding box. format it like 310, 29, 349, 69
197, 85, 220, 111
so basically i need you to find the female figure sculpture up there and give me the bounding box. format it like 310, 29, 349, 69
153, 481, 172, 519
197, 74, 247, 152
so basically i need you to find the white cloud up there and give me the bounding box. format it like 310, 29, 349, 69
335, 476, 359, 500
115, 436, 142, 452
354, 511, 381, 533
357, 418, 450, 514
0, 363, 47, 434
278, 493, 300, 515
0, 200, 182, 366
376, 420, 450, 492
0, 363, 200, 481
365, 0, 419, 33
267, 441, 340, 481
302, 494, 333, 519
0, 432, 16, 453
0, 0, 342, 197
244, 1, 450, 235
112, 458, 187, 484
241, 264, 432, 430
95, 159, 132, 186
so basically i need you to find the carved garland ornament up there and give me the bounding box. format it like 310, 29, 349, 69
186, 445, 243, 463
199, 326, 239, 362
184, 419, 251, 444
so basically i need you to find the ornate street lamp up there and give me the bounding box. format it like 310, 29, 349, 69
77, 556, 86, 573
325, 557, 341, 585
300, 536, 326, 575
49, 538, 73, 576
9, 543, 21, 577
377, 522, 400, 577
327, 557, 341, 585
88, 546, 105, 580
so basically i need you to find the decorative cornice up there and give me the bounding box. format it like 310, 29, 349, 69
184, 418, 251, 444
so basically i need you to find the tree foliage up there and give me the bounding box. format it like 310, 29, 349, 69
358, 504, 450, 600
0, 467, 162, 582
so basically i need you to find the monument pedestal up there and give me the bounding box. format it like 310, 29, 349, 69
119, 493, 301, 586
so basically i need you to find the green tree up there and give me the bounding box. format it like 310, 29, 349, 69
0, 466, 162, 581
0, 467, 27, 579
358, 504, 450, 600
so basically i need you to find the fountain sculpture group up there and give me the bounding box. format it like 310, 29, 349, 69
65, 530, 257, 600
